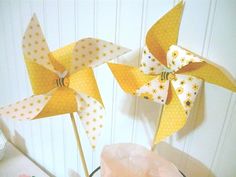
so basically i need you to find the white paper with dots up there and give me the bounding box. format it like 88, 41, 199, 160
76, 93, 105, 148
71, 38, 129, 73
0, 93, 52, 120
22, 14, 56, 73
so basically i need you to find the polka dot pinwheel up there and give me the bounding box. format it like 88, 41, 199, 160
108, 2, 236, 147
0, 14, 129, 176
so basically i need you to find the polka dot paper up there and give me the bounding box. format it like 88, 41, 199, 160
0, 14, 130, 148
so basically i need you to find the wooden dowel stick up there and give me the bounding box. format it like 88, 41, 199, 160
70, 113, 90, 177
151, 105, 164, 151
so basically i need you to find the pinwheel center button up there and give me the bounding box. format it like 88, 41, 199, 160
56, 77, 70, 87
160, 71, 176, 81
168, 73, 176, 81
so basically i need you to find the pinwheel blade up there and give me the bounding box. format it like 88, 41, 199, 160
135, 76, 170, 104
140, 46, 166, 75
108, 63, 156, 94
177, 61, 236, 92
25, 59, 58, 95
69, 68, 103, 105
0, 93, 52, 120
76, 93, 105, 148
167, 45, 202, 72
70, 38, 130, 74
36, 88, 77, 118
154, 85, 186, 144
50, 42, 76, 72
171, 74, 202, 115
146, 1, 184, 66
22, 14, 56, 73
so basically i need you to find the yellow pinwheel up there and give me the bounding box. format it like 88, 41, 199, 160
0, 14, 129, 177
108, 2, 236, 147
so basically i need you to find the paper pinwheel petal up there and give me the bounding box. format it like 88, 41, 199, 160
140, 46, 166, 75
171, 74, 202, 115
22, 14, 56, 73
108, 63, 156, 94
135, 76, 170, 104
70, 38, 130, 73
25, 59, 58, 95
69, 68, 103, 105
0, 93, 52, 120
167, 45, 202, 72
76, 93, 104, 148
36, 88, 77, 118
154, 85, 186, 143
50, 42, 76, 71
177, 60, 236, 92
146, 1, 184, 66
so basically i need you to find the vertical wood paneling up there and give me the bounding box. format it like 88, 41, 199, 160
112, 0, 144, 144
0, 0, 235, 177
92, 0, 118, 170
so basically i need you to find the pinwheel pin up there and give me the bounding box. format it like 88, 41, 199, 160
0, 14, 129, 177
108, 2, 236, 149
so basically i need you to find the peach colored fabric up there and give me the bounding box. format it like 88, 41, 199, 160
101, 143, 182, 177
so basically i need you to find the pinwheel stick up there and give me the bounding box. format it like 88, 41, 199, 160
151, 105, 164, 151
70, 113, 90, 177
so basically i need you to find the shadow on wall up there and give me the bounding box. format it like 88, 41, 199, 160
157, 142, 215, 177
0, 118, 28, 153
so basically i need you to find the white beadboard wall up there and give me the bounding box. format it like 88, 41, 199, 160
0, 0, 235, 177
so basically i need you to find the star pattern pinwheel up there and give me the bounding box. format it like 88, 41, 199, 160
0, 14, 130, 148
108, 2, 236, 145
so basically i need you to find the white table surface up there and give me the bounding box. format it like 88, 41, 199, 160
0, 142, 50, 177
